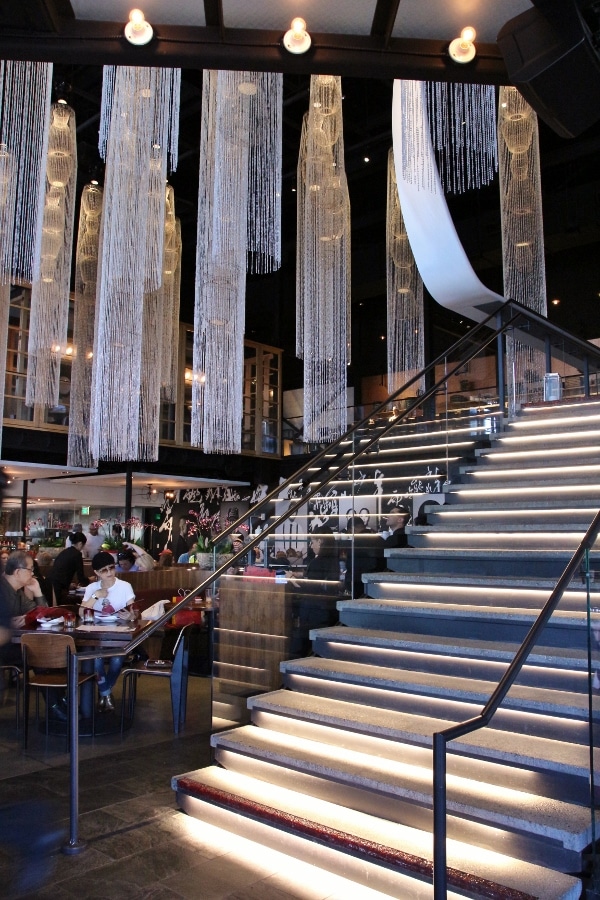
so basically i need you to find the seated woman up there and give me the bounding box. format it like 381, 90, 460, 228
80, 551, 135, 712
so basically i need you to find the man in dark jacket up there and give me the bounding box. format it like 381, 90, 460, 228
44, 532, 89, 604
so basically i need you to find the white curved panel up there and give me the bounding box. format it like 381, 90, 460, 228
391, 80, 504, 322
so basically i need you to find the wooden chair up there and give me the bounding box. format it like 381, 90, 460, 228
120, 624, 192, 735
21, 633, 95, 749
0, 663, 22, 729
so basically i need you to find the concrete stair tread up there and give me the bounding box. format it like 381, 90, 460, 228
337, 595, 587, 625
248, 688, 591, 777
383, 546, 600, 559
440, 499, 600, 511
408, 523, 594, 532
361, 571, 597, 592
211, 725, 591, 846
309, 625, 589, 667
478, 442, 600, 457
280, 656, 590, 716
445, 478, 600, 491
173, 765, 582, 900
465, 457, 600, 471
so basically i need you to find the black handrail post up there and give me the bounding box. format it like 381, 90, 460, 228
433, 731, 448, 899
62, 648, 86, 855
584, 355, 590, 399
495, 315, 506, 419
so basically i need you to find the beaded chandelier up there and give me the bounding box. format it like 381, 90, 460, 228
386, 148, 424, 397
296, 75, 350, 443
27, 100, 77, 408
192, 70, 282, 454
68, 182, 103, 468
90, 65, 180, 461
498, 86, 547, 413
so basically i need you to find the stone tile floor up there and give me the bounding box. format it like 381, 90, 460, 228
0, 675, 394, 900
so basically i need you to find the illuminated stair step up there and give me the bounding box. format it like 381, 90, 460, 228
279, 656, 591, 719
248, 689, 591, 780
364, 576, 595, 611
210, 725, 591, 867
309, 626, 587, 690
173, 766, 581, 900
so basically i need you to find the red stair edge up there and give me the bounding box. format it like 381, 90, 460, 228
174, 775, 537, 900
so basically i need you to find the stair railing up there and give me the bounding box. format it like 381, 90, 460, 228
432, 509, 600, 899
64, 299, 600, 853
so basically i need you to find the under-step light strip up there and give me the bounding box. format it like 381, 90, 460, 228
453, 484, 600, 497
510, 414, 600, 429
496, 429, 600, 445
466, 463, 600, 477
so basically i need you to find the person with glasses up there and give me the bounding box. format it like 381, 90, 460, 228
80, 551, 135, 712
1, 551, 46, 627
1, 550, 46, 669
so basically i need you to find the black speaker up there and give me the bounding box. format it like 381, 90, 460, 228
497, 0, 600, 138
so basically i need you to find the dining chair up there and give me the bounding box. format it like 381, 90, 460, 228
120, 624, 192, 735
21, 633, 96, 750
0, 664, 22, 729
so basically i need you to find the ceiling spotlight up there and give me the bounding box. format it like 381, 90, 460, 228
124, 8, 153, 46
164, 489, 175, 501
283, 17, 311, 55
448, 26, 477, 64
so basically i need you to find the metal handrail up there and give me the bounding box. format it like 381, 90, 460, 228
432, 509, 600, 898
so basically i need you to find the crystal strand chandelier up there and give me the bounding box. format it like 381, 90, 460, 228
26, 100, 77, 408
160, 185, 181, 403
67, 182, 103, 468
386, 148, 424, 397
90, 65, 180, 461
498, 86, 547, 413
296, 75, 350, 444
192, 70, 282, 454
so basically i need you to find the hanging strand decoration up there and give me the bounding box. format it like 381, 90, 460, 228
498, 86, 547, 414
27, 100, 77, 408
0, 61, 51, 455
0, 65, 15, 456
296, 75, 350, 444
160, 186, 181, 402
67, 183, 103, 468
426, 82, 497, 194
246, 72, 282, 274
0, 61, 52, 283
137, 145, 170, 461
386, 148, 424, 397
91, 66, 180, 461
193, 70, 282, 453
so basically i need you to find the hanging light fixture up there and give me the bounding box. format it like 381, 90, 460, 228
498, 86, 547, 414
68, 181, 103, 468
192, 69, 282, 454
91, 65, 180, 462
386, 148, 424, 398
296, 75, 350, 444
27, 98, 77, 408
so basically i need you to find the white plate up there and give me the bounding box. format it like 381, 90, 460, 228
94, 614, 118, 623
38, 617, 64, 628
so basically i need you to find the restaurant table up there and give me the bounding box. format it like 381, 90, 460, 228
12, 618, 153, 736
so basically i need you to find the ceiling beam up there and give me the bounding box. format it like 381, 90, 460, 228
0, 20, 509, 84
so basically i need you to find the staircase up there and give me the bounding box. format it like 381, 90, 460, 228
173, 398, 600, 899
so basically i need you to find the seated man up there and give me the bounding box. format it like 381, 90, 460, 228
1, 551, 46, 664
383, 506, 411, 548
